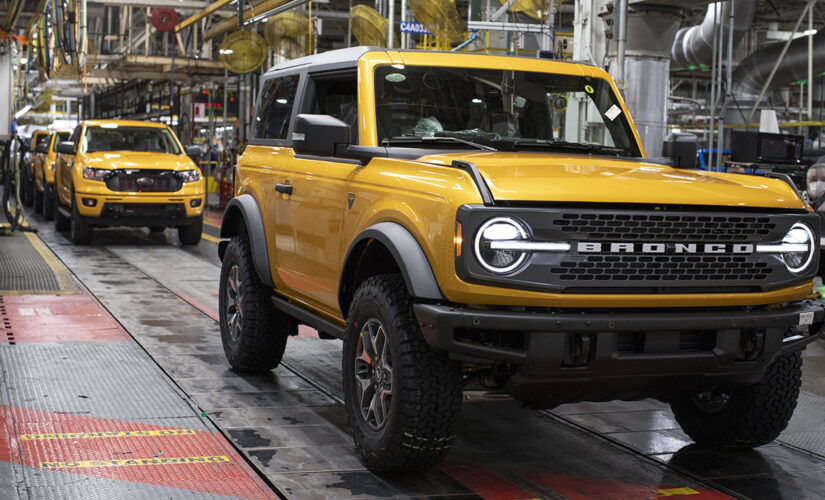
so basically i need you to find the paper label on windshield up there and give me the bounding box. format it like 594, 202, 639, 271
605, 105, 622, 121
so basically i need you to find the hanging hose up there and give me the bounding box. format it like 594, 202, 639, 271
451, 29, 478, 52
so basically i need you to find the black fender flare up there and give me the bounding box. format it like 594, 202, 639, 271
339, 222, 444, 313
219, 194, 275, 288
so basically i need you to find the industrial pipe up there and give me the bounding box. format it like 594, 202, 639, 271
671, 0, 756, 68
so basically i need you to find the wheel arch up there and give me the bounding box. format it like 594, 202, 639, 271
338, 221, 444, 318
218, 194, 275, 288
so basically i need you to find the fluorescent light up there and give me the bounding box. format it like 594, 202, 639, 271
14, 105, 32, 119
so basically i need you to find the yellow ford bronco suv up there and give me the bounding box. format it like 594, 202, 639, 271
53, 120, 205, 245
218, 47, 825, 471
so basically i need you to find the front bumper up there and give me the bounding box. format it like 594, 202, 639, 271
75, 192, 204, 225
414, 300, 825, 405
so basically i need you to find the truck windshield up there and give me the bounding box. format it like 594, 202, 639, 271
374, 65, 641, 157
83, 126, 182, 154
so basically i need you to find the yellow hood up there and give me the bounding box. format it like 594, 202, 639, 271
84, 152, 197, 171
419, 152, 805, 210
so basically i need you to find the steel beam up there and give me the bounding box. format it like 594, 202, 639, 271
203, 0, 292, 40
92, 0, 214, 7
175, 0, 233, 32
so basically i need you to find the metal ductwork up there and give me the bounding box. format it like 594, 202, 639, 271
732, 30, 825, 96
607, 4, 683, 155
671, 0, 757, 67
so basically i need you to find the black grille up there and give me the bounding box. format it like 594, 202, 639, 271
554, 213, 775, 242
105, 170, 182, 193
551, 255, 772, 282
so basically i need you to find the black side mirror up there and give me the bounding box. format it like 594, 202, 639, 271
293, 114, 351, 156
661, 132, 698, 169
35, 143, 47, 154
57, 141, 75, 155
185, 145, 202, 159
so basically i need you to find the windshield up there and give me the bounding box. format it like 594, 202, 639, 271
51, 132, 70, 152
83, 126, 182, 154
374, 65, 641, 157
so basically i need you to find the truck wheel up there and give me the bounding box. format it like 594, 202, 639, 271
34, 188, 43, 214
70, 196, 94, 245
178, 216, 203, 245
343, 274, 463, 471
219, 233, 296, 372
671, 351, 802, 449
43, 190, 55, 221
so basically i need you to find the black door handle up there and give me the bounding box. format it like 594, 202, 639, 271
275, 183, 293, 195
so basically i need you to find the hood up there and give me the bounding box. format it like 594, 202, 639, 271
418, 152, 805, 210
84, 152, 196, 171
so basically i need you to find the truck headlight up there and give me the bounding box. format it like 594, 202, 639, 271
780, 223, 815, 273
473, 217, 530, 274
177, 169, 201, 182
82, 168, 111, 181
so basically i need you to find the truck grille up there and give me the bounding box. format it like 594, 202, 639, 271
105, 170, 182, 193
457, 206, 817, 294
552, 255, 772, 282
554, 213, 775, 242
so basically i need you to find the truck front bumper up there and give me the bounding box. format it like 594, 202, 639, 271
413, 300, 825, 405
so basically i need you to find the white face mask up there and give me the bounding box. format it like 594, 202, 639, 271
808, 180, 825, 200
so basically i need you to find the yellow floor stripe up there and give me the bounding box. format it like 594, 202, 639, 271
201, 232, 221, 244
41, 455, 230, 469
657, 487, 700, 496
24, 232, 77, 293
21, 429, 195, 440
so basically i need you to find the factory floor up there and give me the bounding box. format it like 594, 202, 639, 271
2, 208, 825, 499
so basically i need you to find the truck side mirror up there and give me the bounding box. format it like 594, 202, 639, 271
293, 114, 351, 157
185, 145, 202, 159
661, 132, 698, 169
35, 143, 47, 154
57, 141, 75, 155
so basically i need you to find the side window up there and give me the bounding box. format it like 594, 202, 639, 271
254, 75, 300, 139
306, 72, 358, 141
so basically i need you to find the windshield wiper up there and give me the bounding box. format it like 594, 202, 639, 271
382, 136, 497, 152
512, 140, 629, 157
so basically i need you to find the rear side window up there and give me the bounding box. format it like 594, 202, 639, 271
52, 132, 70, 151
254, 75, 300, 139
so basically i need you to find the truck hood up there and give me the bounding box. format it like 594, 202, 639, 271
419, 152, 805, 210
84, 152, 196, 171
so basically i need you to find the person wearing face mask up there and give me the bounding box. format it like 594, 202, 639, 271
807, 164, 825, 208
805, 164, 825, 278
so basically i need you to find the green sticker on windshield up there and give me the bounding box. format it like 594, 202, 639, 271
584, 85, 594, 94
385, 73, 406, 83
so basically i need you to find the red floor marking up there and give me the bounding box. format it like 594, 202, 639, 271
0, 405, 275, 499
203, 210, 223, 229
298, 325, 318, 338
0, 292, 129, 342
441, 463, 538, 499
173, 290, 220, 322
519, 471, 733, 500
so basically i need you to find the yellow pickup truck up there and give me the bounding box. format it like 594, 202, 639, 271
218, 47, 824, 471
53, 120, 205, 245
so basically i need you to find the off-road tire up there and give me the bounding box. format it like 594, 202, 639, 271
178, 216, 203, 245
671, 351, 802, 449
219, 233, 296, 372
69, 195, 94, 245
33, 188, 43, 214
148, 226, 165, 232
343, 274, 463, 471
43, 190, 55, 220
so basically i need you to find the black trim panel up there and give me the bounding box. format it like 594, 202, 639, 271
220, 194, 275, 288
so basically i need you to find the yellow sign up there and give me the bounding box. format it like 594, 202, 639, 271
40, 456, 230, 468
21, 429, 195, 440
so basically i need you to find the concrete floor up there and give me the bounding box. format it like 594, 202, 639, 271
3, 208, 825, 498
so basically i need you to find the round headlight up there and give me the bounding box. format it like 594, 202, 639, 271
782, 222, 815, 274
473, 217, 530, 274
